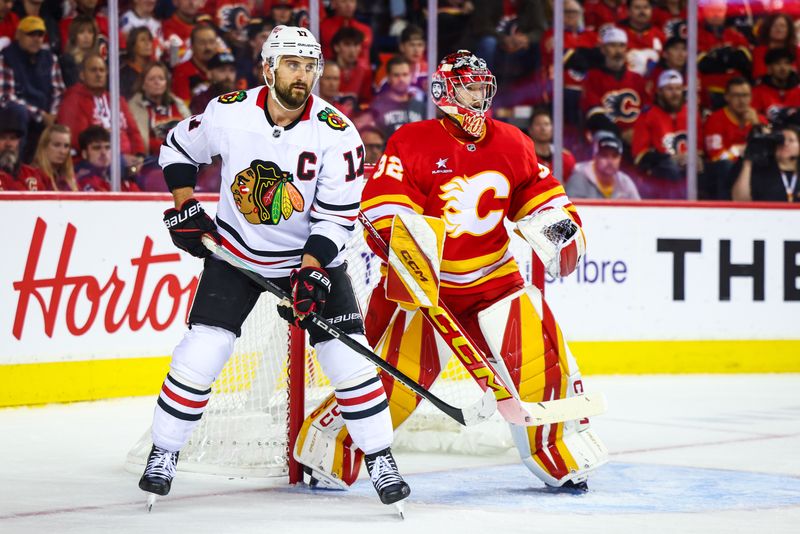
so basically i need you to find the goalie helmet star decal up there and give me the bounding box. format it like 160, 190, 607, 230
231, 159, 305, 225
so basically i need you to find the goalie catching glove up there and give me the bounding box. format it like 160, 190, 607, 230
163, 198, 221, 258
516, 207, 585, 278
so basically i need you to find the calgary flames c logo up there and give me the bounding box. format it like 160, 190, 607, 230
602, 90, 642, 123
231, 160, 304, 225
439, 171, 510, 238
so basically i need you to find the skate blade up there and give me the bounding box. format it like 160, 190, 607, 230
145, 493, 157, 512
394, 500, 405, 520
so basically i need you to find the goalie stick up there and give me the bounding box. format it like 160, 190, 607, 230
358, 212, 607, 426
201, 236, 496, 427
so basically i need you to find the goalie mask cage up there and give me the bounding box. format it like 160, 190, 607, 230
125, 167, 544, 483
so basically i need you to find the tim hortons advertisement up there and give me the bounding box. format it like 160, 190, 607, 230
2, 197, 799, 368
2, 196, 203, 365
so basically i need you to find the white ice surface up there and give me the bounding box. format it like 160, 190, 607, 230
1, 375, 799, 534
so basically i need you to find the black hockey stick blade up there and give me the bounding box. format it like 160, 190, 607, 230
202, 236, 497, 427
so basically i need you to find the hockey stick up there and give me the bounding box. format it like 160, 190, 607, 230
201, 236, 496, 427
359, 212, 607, 426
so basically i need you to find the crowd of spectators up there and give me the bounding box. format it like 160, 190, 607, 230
0, 0, 798, 203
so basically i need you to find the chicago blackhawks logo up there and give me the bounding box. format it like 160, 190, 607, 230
439, 171, 510, 238
231, 160, 304, 225
218, 90, 247, 104
602, 90, 642, 123
317, 107, 349, 130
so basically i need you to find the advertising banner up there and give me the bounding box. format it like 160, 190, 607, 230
2, 195, 798, 405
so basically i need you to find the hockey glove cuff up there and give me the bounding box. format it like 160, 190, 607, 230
517, 207, 586, 278
163, 198, 221, 258
290, 266, 332, 320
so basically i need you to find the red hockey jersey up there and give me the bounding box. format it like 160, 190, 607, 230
581, 67, 650, 132
751, 81, 800, 123
703, 107, 766, 162
361, 118, 580, 296
623, 23, 666, 76
540, 28, 598, 89
633, 103, 687, 162
583, 0, 627, 32
698, 26, 752, 106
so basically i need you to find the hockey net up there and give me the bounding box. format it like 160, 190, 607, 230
126, 179, 539, 481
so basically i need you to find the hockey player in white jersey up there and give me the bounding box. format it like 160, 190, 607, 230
138, 25, 410, 509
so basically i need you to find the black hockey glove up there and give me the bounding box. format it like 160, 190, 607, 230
290, 266, 332, 319
163, 198, 221, 258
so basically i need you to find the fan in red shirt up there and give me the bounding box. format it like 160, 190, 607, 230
172, 24, 219, 103
751, 14, 800, 80
581, 26, 650, 144
702, 77, 766, 199
528, 108, 576, 182
332, 26, 372, 109
621, 0, 667, 77
320, 0, 372, 68
651, 0, 686, 39
56, 53, 145, 162
59, 0, 108, 51
583, 0, 627, 32
162, 0, 207, 66
697, 0, 752, 110
633, 69, 688, 197
704, 78, 766, 163
751, 47, 800, 123
0, 0, 18, 49
540, 0, 598, 90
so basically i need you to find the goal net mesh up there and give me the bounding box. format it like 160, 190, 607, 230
126, 223, 529, 478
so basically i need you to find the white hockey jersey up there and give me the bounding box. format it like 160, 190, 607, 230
160, 86, 366, 277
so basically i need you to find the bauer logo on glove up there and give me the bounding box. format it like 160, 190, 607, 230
162, 198, 222, 259
516, 207, 586, 278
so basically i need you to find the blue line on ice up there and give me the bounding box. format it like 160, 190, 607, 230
281, 462, 800, 514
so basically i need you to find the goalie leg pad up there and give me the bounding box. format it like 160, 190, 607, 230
478, 286, 608, 486
296, 303, 450, 486
151, 324, 235, 451
294, 393, 362, 489
315, 335, 393, 455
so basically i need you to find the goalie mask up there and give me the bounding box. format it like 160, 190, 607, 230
430, 50, 497, 137
261, 25, 323, 110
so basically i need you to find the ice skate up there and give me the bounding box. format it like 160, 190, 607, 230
546, 477, 589, 494
139, 445, 179, 510
561, 479, 589, 492
364, 448, 410, 517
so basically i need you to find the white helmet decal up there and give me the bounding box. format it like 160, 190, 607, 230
261, 25, 323, 67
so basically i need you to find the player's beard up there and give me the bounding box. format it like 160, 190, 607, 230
0, 148, 18, 174
275, 78, 311, 109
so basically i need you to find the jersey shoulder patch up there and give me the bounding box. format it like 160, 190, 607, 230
316, 106, 349, 131
218, 90, 248, 104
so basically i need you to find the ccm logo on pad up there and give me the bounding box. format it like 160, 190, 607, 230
400, 250, 428, 282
